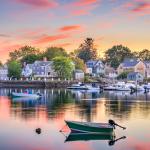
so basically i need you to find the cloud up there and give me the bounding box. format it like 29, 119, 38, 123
0, 34, 10, 37
34, 34, 70, 44
59, 25, 83, 32
14, 0, 58, 8
72, 0, 99, 7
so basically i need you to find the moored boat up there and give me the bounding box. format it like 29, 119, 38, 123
65, 120, 114, 134
65, 120, 126, 134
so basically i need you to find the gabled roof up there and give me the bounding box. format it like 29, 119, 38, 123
34, 61, 53, 66
122, 58, 139, 67
86, 60, 103, 67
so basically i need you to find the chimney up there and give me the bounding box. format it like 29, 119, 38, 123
43, 57, 47, 62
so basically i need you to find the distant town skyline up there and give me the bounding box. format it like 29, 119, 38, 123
0, 0, 150, 62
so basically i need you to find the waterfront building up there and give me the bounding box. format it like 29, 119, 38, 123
144, 61, 150, 78
86, 60, 105, 76
117, 58, 146, 77
0, 64, 8, 80
74, 69, 84, 80
127, 72, 144, 82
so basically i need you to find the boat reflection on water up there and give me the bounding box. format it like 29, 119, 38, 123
65, 132, 126, 146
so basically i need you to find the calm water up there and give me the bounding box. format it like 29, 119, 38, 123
0, 88, 150, 150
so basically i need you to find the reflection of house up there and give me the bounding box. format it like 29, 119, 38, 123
74, 69, 84, 80
86, 60, 105, 76
0, 65, 8, 80
104, 65, 117, 78
144, 61, 150, 78
127, 72, 144, 82
22, 59, 57, 78
117, 58, 146, 77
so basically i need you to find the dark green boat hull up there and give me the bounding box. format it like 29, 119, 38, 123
66, 121, 114, 134
65, 133, 115, 142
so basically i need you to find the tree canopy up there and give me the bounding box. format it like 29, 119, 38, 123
52, 56, 74, 79
76, 38, 98, 62
8, 60, 22, 79
44, 47, 68, 61
9, 45, 40, 61
104, 45, 134, 68
138, 49, 150, 61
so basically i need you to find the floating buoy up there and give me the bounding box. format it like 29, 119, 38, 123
35, 128, 41, 134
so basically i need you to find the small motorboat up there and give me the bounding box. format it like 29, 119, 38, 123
11, 92, 41, 99
67, 82, 100, 91
65, 120, 126, 134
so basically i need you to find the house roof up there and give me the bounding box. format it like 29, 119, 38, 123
34, 61, 53, 66
86, 60, 103, 67
122, 58, 139, 67
127, 72, 143, 76
75, 69, 84, 73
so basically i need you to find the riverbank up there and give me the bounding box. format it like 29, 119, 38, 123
0, 80, 78, 88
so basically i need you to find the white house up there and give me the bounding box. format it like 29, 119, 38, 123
22, 60, 57, 78
104, 65, 118, 79
86, 60, 105, 76
0, 65, 8, 80
74, 69, 84, 80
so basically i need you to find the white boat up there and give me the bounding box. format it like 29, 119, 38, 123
12, 92, 41, 98
104, 82, 131, 91
143, 83, 150, 90
67, 83, 100, 91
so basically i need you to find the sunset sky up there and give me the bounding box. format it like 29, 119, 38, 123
0, 0, 150, 62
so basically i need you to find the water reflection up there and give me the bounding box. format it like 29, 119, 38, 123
0, 88, 149, 150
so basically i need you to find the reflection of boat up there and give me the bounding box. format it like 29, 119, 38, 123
65, 120, 114, 134
12, 97, 39, 101
12, 92, 41, 98
65, 132, 115, 142
67, 83, 100, 91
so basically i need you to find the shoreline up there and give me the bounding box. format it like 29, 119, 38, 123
0, 80, 78, 88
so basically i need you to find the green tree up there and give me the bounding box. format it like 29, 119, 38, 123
105, 45, 134, 68
9, 45, 40, 61
117, 72, 128, 80
21, 54, 43, 64
139, 49, 150, 61
8, 61, 22, 79
44, 47, 68, 61
70, 57, 86, 72
52, 56, 74, 79
76, 38, 98, 62
0, 61, 3, 67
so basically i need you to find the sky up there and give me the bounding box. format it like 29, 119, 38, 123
0, 0, 150, 62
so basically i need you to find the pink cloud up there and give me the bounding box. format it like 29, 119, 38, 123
59, 25, 83, 32
14, 0, 58, 8
34, 34, 70, 45
72, 0, 99, 7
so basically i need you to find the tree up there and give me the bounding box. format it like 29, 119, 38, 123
70, 57, 86, 72
0, 61, 3, 67
105, 45, 134, 68
8, 61, 22, 79
52, 56, 74, 79
9, 45, 40, 61
139, 49, 150, 61
21, 54, 43, 64
117, 72, 128, 80
76, 38, 98, 62
44, 47, 68, 61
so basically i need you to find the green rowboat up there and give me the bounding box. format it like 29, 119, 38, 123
65, 120, 114, 134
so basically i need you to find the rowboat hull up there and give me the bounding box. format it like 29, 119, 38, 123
65, 132, 115, 142
65, 121, 114, 134
12, 92, 40, 99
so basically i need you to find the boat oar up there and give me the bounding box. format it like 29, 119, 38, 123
109, 120, 126, 130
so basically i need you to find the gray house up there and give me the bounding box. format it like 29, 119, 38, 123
86, 60, 105, 76
0, 65, 8, 80
22, 61, 57, 78
127, 72, 144, 82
